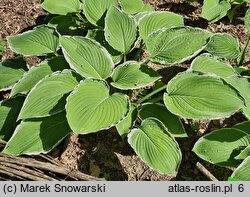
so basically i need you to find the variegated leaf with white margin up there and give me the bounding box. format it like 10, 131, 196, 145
164, 72, 244, 119
193, 128, 250, 166
206, 33, 240, 59
201, 0, 231, 23
232, 156, 250, 181
7, 26, 59, 56
0, 96, 25, 141
66, 79, 129, 134
191, 54, 237, 78
18, 70, 81, 120
128, 118, 182, 176
83, 0, 117, 26
116, 104, 138, 138
41, 0, 81, 15
119, 0, 154, 14
111, 61, 161, 90
2, 112, 71, 156
86, 29, 122, 65
139, 11, 184, 42
60, 36, 114, 79
0, 57, 28, 91
139, 103, 187, 138
224, 76, 250, 120
10, 56, 69, 97
105, 6, 137, 54
146, 27, 212, 65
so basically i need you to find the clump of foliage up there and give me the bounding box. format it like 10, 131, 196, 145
0, 0, 250, 180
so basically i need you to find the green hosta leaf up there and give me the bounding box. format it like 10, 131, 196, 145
7, 26, 59, 56
11, 56, 69, 97
41, 0, 81, 15
86, 29, 122, 65
164, 72, 244, 119
206, 33, 240, 59
139, 4, 154, 12
119, 0, 144, 14
139, 103, 187, 138
111, 61, 161, 90
225, 77, 250, 120
60, 36, 114, 79
18, 70, 81, 120
245, 8, 250, 33
0, 96, 25, 141
201, 0, 231, 23
235, 144, 250, 160
139, 11, 184, 41
116, 104, 138, 138
146, 27, 212, 65
193, 128, 250, 166
2, 112, 71, 156
48, 15, 83, 36
83, 0, 117, 26
191, 54, 236, 78
105, 6, 137, 54
232, 156, 250, 181
128, 118, 182, 176
233, 121, 250, 135
66, 79, 129, 134
0, 57, 28, 91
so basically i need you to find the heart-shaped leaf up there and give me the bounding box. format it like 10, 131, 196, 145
111, 61, 161, 90
206, 33, 240, 59
41, 0, 81, 15
66, 79, 129, 134
201, 0, 231, 23
139, 11, 184, 41
7, 26, 59, 56
18, 70, 81, 120
0, 96, 25, 141
60, 36, 114, 79
2, 112, 71, 156
193, 128, 250, 166
83, 0, 117, 26
164, 72, 244, 119
105, 6, 137, 54
232, 156, 250, 181
128, 118, 182, 176
0, 57, 27, 91
118, 0, 144, 14
146, 27, 212, 65
116, 104, 138, 138
86, 29, 122, 65
11, 56, 70, 97
139, 103, 187, 137
191, 54, 236, 78
225, 77, 250, 120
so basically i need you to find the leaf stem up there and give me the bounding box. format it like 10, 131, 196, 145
136, 83, 168, 105
238, 35, 250, 67
124, 54, 127, 62
134, 40, 144, 61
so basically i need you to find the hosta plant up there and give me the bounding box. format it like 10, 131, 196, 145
0, 0, 250, 179
200, 0, 250, 23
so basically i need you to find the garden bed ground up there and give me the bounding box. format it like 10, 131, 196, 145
0, 0, 249, 181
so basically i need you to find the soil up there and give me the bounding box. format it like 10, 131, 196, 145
0, 0, 249, 181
